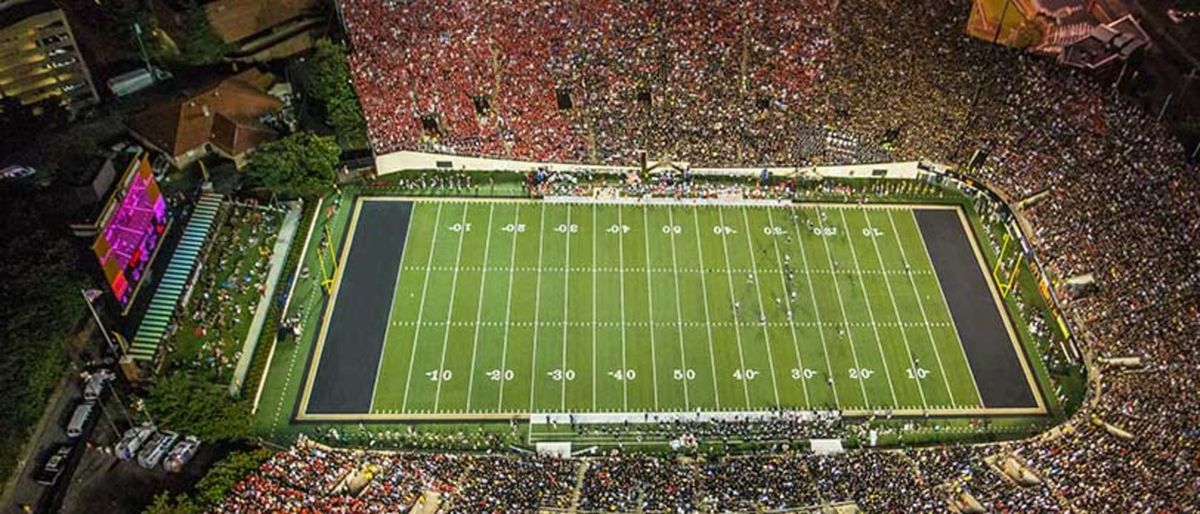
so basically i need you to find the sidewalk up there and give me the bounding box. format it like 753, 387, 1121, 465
229, 202, 304, 395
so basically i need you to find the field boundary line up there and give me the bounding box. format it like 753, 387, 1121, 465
400, 202, 445, 412
464, 204, 496, 411
496, 205, 522, 410
640, 206, 662, 410
738, 208, 782, 407
689, 208, 722, 410
293, 403, 1047, 422
765, 208, 811, 407
527, 203, 548, 412
716, 206, 753, 409
813, 207, 873, 407
898, 210, 979, 406
835, 209, 900, 406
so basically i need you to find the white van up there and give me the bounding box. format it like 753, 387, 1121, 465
116, 423, 156, 461
163, 436, 200, 472
137, 431, 178, 469
65, 402, 95, 439
83, 369, 115, 401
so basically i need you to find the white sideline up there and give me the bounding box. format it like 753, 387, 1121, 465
544, 195, 792, 207
531, 410, 839, 425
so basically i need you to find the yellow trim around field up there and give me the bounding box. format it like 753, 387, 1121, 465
953, 207, 1047, 414
294, 198, 1046, 422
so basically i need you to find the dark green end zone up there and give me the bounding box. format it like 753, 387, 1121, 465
306, 201, 413, 414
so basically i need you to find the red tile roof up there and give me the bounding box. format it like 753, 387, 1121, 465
128, 69, 283, 159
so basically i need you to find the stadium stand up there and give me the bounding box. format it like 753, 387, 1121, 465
211, 0, 1198, 511
129, 193, 224, 361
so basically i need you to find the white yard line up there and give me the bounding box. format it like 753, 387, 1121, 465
860, 207, 932, 410
433, 205, 470, 411
591, 204, 598, 410
615, 207, 630, 411
464, 204, 496, 411
813, 207, 872, 408
764, 208, 811, 407
716, 206, 753, 409
665, 207, 691, 410
835, 209, 899, 406
527, 204, 548, 412
786, 208, 845, 409
558, 205, 573, 411
738, 208, 782, 407
401, 202, 444, 412
641, 205, 661, 410
689, 208, 722, 409
896, 210, 983, 406
496, 205, 522, 410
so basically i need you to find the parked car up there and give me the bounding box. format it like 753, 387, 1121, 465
65, 402, 95, 439
83, 369, 115, 401
162, 436, 201, 472
33, 443, 75, 486
137, 431, 178, 469
116, 423, 156, 461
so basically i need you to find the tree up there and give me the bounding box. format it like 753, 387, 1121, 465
141, 449, 272, 513
0, 191, 87, 493
307, 38, 370, 149
0, 95, 39, 156
144, 492, 203, 514
143, 371, 250, 442
192, 448, 274, 506
110, 4, 174, 64
245, 133, 341, 198
177, 3, 229, 65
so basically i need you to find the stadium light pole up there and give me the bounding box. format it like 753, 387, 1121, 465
81, 289, 117, 356
955, 0, 1015, 165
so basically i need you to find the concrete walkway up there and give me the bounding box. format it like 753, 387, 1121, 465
229, 202, 302, 396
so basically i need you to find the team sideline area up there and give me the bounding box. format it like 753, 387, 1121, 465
295, 194, 1042, 422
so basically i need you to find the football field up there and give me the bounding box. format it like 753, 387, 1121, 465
299, 198, 1044, 421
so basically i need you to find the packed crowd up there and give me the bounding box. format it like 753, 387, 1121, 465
214, 442, 576, 513
218, 0, 1200, 511
571, 411, 847, 445
342, 0, 837, 164
172, 202, 284, 376
527, 167, 799, 200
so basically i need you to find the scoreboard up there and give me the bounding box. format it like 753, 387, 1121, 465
92, 154, 168, 306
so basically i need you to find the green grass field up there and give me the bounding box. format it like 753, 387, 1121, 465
349, 199, 990, 418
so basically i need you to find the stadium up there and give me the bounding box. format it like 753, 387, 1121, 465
6, 0, 1195, 512
232, 1, 1197, 512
